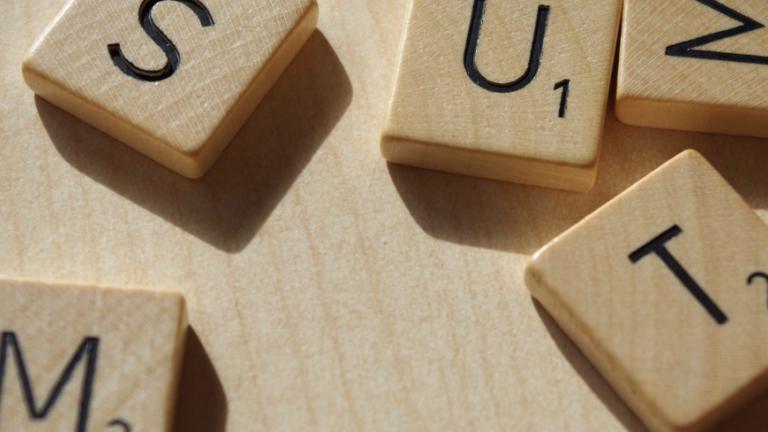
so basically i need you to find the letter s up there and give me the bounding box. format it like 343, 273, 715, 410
108, 0, 214, 82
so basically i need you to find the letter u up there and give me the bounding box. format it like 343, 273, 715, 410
464, 1, 550, 93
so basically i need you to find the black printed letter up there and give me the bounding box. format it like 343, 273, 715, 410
0, 332, 99, 432
666, 0, 768, 65
108, 0, 215, 82
748, 272, 768, 312
464, 1, 550, 93
629, 225, 728, 325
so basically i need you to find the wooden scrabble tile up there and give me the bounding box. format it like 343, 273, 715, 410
526, 150, 768, 432
0, 280, 186, 431
22, 0, 318, 178
616, 0, 768, 137
381, 0, 622, 191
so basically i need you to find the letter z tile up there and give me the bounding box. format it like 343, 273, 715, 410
617, 0, 768, 138
23, 0, 318, 178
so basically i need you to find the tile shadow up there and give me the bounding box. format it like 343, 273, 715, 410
388, 110, 768, 255
534, 300, 768, 432
39, 31, 352, 253
173, 327, 227, 432
715, 391, 768, 431
533, 300, 649, 432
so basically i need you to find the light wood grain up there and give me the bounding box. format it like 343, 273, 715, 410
0, 279, 186, 431
382, 0, 622, 191
526, 150, 768, 432
22, 0, 317, 178
616, 0, 768, 138
4, 1, 768, 431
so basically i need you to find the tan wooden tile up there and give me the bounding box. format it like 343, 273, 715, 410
22, 0, 318, 178
526, 150, 768, 431
381, 0, 622, 191
616, 0, 768, 137
0, 280, 186, 431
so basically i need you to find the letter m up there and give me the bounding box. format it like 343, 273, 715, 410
0, 331, 99, 432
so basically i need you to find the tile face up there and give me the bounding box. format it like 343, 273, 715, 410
23, 0, 318, 178
617, 0, 768, 137
0, 280, 187, 431
382, 0, 622, 191
526, 150, 768, 432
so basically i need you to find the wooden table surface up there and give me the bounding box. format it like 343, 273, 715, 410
4, 1, 768, 430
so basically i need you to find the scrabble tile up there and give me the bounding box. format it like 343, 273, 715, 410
381, 0, 622, 191
22, 0, 318, 178
0, 280, 186, 431
525, 150, 768, 432
616, 0, 768, 138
